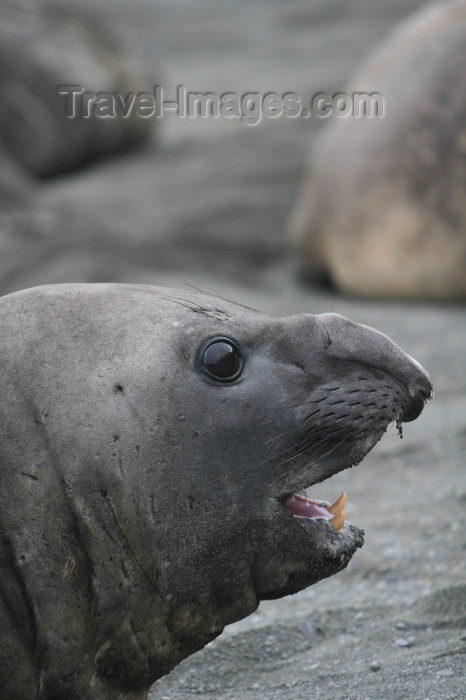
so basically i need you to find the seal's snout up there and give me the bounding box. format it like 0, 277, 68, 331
403, 367, 434, 422
315, 312, 433, 424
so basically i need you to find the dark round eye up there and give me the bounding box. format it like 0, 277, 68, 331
201, 338, 243, 382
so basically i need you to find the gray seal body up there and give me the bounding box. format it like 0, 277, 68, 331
290, 0, 466, 299
0, 284, 432, 699
0, 0, 152, 208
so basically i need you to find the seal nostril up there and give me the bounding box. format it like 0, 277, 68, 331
404, 373, 433, 422
409, 373, 434, 403
419, 385, 433, 402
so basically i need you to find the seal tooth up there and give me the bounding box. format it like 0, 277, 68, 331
327, 492, 347, 515
329, 510, 345, 531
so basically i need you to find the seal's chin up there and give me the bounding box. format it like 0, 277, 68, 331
285, 491, 347, 532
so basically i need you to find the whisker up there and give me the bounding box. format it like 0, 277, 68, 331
318, 316, 332, 346
270, 434, 349, 489
248, 443, 300, 471
264, 426, 299, 446
262, 450, 305, 482
295, 422, 354, 451
158, 295, 231, 319
263, 406, 323, 447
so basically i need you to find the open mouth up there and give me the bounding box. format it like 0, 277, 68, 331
286, 491, 347, 532
282, 426, 391, 536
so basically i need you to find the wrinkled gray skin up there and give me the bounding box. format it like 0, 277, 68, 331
0, 284, 432, 700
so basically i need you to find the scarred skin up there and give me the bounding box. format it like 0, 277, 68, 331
0, 284, 432, 699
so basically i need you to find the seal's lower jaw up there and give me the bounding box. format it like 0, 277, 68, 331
283, 490, 365, 574
285, 492, 365, 571
255, 513, 364, 601
258, 441, 381, 599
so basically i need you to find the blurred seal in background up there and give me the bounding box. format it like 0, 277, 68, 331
0, 0, 154, 208
290, 0, 466, 299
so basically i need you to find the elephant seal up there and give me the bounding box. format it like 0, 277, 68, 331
0, 0, 152, 204
0, 284, 432, 699
289, 0, 466, 299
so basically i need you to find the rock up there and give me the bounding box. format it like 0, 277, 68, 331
395, 637, 413, 647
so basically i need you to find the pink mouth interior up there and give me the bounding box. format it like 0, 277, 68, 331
285, 493, 332, 520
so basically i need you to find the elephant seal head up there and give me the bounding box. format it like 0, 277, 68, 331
0, 284, 432, 698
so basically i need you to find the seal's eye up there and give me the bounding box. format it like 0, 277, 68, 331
201, 338, 243, 382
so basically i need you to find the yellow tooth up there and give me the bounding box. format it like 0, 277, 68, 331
329, 510, 345, 532
327, 492, 347, 515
